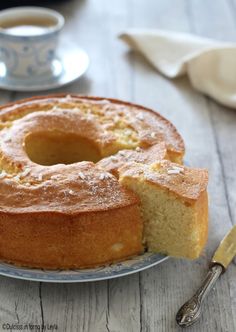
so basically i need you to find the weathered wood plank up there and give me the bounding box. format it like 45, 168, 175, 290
18, 1, 140, 332
187, 0, 236, 226
0, 91, 17, 105
97, 1, 142, 331
131, 0, 236, 331
26, 1, 110, 331
186, 1, 236, 330
40, 281, 108, 332
107, 275, 141, 332
0, 277, 42, 330
41, 1, 140, 332
0, 93, 42, 330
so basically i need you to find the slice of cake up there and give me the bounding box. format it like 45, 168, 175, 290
119, 160, 208, 259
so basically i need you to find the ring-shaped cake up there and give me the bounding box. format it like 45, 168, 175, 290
0, 95, 208, 269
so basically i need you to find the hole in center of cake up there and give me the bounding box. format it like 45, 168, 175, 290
24, 131, 102, 166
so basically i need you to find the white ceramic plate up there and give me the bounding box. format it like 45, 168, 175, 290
0, 253, 168, 283
0, 42, 89, 91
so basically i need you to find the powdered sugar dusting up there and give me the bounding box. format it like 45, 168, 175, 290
20, 168, 31, 177
99, 172, 113, 180
110, 156, 118, 162
167, 169, 181, 175
172, 166, 184, 173
136, 113, 144, 121
78, 172, 86, 180
0, 170, 7, 179
37, 174, 43, 182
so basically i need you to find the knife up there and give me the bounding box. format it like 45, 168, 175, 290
176, 225, 236, 328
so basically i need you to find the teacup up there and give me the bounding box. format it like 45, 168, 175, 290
0, 7, 64, 80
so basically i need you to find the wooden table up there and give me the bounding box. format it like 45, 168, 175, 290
0, 1, 235, 331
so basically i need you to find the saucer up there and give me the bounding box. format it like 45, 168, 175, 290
0, 42, 89, 91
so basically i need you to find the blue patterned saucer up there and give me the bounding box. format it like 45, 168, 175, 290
0, 253, 168, 283
0, 42, 89, 92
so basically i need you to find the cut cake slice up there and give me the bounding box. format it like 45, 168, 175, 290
119, 160, 208, 259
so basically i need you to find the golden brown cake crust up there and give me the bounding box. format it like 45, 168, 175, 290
119, 160, 208, 204
0, 205, 143, 269
97, 142, 168, 177
0, 94, 186, 269
0, 94, 185, 158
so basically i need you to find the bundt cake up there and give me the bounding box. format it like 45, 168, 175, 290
0, 94, 208, 269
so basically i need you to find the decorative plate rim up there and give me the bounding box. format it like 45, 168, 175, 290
0, 253, 168, 283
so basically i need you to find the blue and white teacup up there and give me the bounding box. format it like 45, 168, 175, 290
0, 7, 64, 80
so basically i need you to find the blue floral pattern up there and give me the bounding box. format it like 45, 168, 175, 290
0, 253, 168, 283
0, 31, 59, 79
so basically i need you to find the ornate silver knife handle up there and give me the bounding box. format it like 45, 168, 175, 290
176, 264, 223, 328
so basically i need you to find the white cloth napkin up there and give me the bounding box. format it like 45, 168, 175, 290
120, 29, 236, 109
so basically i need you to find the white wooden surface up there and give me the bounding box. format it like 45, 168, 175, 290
0, 0, 235, 331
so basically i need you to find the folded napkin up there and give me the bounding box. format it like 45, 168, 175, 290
120, 29, 236, 109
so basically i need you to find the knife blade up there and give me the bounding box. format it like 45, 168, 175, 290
176, 225, 236, 328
